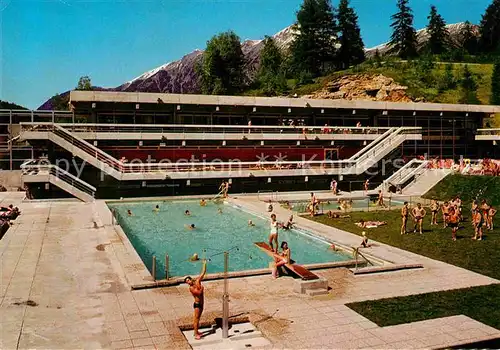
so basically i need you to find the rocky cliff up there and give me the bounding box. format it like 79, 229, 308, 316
303, 74, 415, 102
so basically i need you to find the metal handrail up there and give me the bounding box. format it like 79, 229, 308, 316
349, 128, 396, 161
20, 121, 393, 135
354, 127, 421, 167
20, 123, 420, 175
353, 247, 374, 270
384, 159, 427, 187
477, 128, 500, 135
21, 164, 96, 196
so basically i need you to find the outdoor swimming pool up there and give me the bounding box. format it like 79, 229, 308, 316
108, 200, 353, 279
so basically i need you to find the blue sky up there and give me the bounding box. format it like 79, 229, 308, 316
1, 0, 492, 109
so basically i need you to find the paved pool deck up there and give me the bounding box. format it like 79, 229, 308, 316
1, 191, 500, 349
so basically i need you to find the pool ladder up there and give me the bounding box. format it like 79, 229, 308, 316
352, 247, 374, 271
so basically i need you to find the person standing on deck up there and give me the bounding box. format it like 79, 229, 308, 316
184, 259, 207, 340
330, 179, 338, 195
430, 200, 439, 225
401, 202, 409, 234
376, 190, 387, 208
363, 180, 369, 194
448, 208, 460, 241
441, 202, 451, 228
488, 206, 497, 230
472, 208, 484, 241
269, 214, 279, 252
412, 203, 426, 234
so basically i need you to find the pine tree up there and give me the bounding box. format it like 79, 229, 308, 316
460, 21, 478, 55
491, 62, 500, 105
439, 63, 456, 91
198, 31, 245, 95
426, 5, 449, 55
258, 36, 287, 96
479, 0, 500, 53
373, 49, 382, 67
459, 65, 480, 104
337, 0, 365, 68
389, 0, 418, 59
76, 76, 92, 90
290, 0, 338, 76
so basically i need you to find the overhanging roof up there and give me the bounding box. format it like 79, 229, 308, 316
70, 91, 500, 114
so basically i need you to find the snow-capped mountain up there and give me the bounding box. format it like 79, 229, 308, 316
38, 22, 478, 109
114, 25, 296, 95
365, 22, 479, 56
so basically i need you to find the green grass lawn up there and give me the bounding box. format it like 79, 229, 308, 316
348, 284, 500, 330
307, 174, 500, 331
311, 210, 500, 280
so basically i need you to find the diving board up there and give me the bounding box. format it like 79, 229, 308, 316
254, 242, 319, 281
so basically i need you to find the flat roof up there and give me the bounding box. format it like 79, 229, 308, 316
70, 90, 500, 114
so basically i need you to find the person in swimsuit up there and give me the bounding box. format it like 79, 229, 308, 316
272, 241, 291, 278
360, 232, 371, 248
488, 206, 497, 230
430, 200, 439, 225
412, 203, 426, 234
377, 190, 387, 208
401, 202, 409, 234
184, 259, 207, 340
269, 214, 279, 252
441, 202, 450, 228
153, 205, 160, 213
448, 208, 460, 241
471, 208, 484, 241
200, 199, 207, 207
185, 210, 191, 216
471, 200, 478, 217
309, 192, 318, 217
363, 179, 369, 194
330, 180, 338, 195
127, 209, 133, 216
480, 200, 490, 226
282, 215, 294, 230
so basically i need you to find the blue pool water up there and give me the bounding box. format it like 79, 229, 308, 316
108, 200, 352, 279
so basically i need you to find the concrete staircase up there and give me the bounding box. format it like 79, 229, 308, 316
403, 169, 452, 196
21, 162, 96, 202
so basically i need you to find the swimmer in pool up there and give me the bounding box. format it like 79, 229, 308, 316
200, 199, 206, 207
127, 209, 133, 216
185, 224, 196, 230
153, 205, 160, 213
248, 220, 255, 226
189, 253, 200, 261
185, 210, 191, 216
218, 208, 223, 214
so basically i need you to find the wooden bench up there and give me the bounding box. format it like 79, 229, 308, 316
254, 242, 319, 281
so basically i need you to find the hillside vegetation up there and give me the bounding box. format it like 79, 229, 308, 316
287, 60, 494, 105
424, 174, 500, 205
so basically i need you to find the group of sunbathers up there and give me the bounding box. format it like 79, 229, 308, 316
0, 204, 21, 239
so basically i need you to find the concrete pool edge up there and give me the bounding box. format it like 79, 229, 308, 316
129, 260, 362, 289
94, 200, 155, 288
